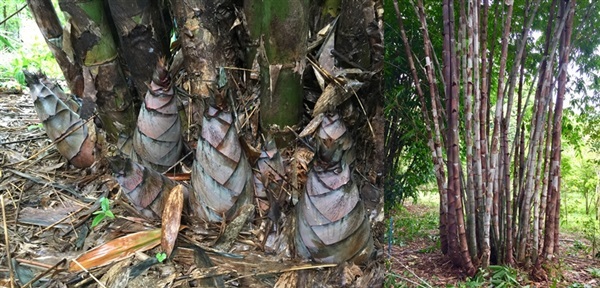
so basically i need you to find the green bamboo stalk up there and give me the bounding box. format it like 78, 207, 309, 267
59, 0, 137, 142
245, 0, 308, 142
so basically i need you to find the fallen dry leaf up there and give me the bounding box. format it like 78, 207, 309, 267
161, 184, 184, 257
69, 228, 161, 272
274, 271, 297, 288
342, 263, 363, 286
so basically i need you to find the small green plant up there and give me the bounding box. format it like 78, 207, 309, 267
0, 32, 62, 88
488, 265, 522, 288
389, 206, 438, 247
417, 239, 440, 254
456, 266, 529, 288
587, 267, 600, 278
567, 283, 593, 288
583, 218, 600, 256
27, 123, 44, 131
155, 252, 167, 263
92, 197, 115, 227
454, 268, 487, 288
573, 240, 585, 250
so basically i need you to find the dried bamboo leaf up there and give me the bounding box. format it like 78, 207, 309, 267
274, 271, 297, 288
342, 263, 363, 286
24, 70, 96, 168
18, 206, 80, 228
161, 184, 184, 257
192, 246, 225, 287
98, 257, 131, 288
312, 80, 364, 117
213, 204, 255, 251
239, 137, 262, 165
132, 58, 183, 172
299, 113, 324, 138
191, 104, 254, 223
69, 228, 161, 272
109, 155, 190, 219
316, 19, 337, 78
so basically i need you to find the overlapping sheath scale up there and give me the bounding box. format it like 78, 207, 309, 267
132, 60, 182, 172
295, 113, 373, 264
24, 71, 96, 168
254, 139, 285, 199
191, 105, 253, 223
109, 156, 190, 219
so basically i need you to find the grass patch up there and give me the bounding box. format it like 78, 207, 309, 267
0, 12, 63, 88
453, 266, 529, 288
560, 191, 600, 257
387, 193, 439, 247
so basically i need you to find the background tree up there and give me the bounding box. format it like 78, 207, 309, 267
386, 0, 600, 279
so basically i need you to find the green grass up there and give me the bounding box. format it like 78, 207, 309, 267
561, 192, 597, 233
385, 192, 441, 288
387, 192, 439, 247
0, 12, 63, 88
560, 190, 600, 256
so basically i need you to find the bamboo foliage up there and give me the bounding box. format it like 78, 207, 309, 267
295, 113, 373, 264
24, 71, 96, 168
132, 59, 183, 172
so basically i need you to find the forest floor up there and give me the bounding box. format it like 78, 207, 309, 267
387, 199, 600, 287
0, 88, 384, 287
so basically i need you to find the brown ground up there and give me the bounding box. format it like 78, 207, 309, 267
388, 202, 600, 287
0, 91, 384, 287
